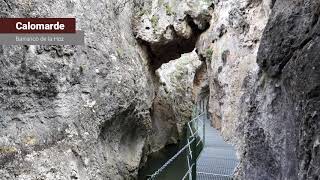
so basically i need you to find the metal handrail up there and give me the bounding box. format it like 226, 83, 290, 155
147, 110, 206, 180
148, 137, 196, 179
182, 163, 195, 180
189, 112, 206, 124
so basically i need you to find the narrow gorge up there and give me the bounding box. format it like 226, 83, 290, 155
0, 0, 319, 180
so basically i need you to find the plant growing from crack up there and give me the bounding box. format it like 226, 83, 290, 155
137, 9, 149, 17
205, 48, 213, 62
151, 15, 159, 29
164, 3, 173, 16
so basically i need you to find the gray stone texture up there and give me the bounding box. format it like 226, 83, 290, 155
0, 0, 320, 179
237, 0, 320, 179
0, 0, 154, 179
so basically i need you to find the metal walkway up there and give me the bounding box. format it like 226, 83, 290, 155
197, 120, 238, 180
146, 104, 238, 180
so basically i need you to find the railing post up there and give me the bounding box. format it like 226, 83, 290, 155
203, 112, 205, 147
192, 135, 197, 180
186, 122, 192, 180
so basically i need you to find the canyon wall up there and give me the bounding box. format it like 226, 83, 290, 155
150, 52, 201, 152
0, 0, 203, 179
197, 0, 320, 179
133, 0, 213, 153
196, 0, 272, 140
236, 0, 320, 179
143, 0, 320, 179
0, 0, 154, 179
0, 0, 319, 179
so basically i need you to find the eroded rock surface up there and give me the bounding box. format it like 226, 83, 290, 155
133, 0, 212, 154
236, 1, 320, 179
133, 0, 212, 69
197, 0, 272, 139
150, 51, 202, 152
136, 0, 320, 179
1, 0, 319, 179
187, 0, 320, 179
0, 0, 206, 179
0, 0, 154, 179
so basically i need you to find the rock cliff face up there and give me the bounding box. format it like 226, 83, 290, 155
196, 0, 272, 140
150, 52, 201, 152
0, 0, 204, 179
133, 0, 212, 70
1, 0, 319, 179
236, 0, 320, 179
195, 0, 320, 179
0, 0, 154, 179
140, 0, 320, 179
133, 0, 212, 154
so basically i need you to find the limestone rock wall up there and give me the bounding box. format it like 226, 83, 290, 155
133, 0, 212, 154
195, 0, 320, 179
196, 0, 272, 140
150, 51, 201, 152
0, 0, 154, 179
1, 0, 319, 179
236, 0, 320, 179
136, 0, 320, 179
0, 0, 205, 179
133, 0, 212, 69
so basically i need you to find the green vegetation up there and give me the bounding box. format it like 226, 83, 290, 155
151, 15, 159, 28
164, 3, 173, 16
0, 146, 17, 153
24, 135, 36, 145
205, 48, 213, 61
137, 9, 147, 17
158, 0, 164, 6
136, 8, 151, 17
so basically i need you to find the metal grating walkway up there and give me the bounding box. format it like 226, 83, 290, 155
197, 120, 238, 180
